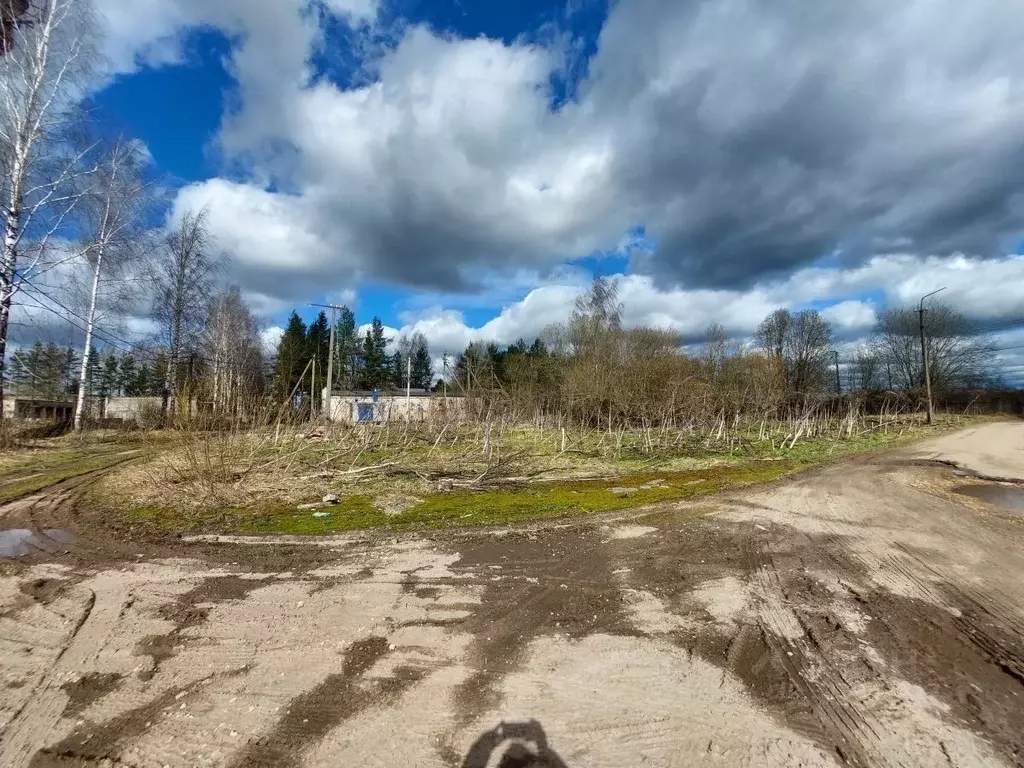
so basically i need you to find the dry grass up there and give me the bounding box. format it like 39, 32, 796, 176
89, 409, 989, 530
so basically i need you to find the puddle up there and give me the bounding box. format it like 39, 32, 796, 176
954, 484, 1024, 514
0, 528, 78, 558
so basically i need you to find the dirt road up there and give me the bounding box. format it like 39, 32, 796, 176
1, 423, 1023, 767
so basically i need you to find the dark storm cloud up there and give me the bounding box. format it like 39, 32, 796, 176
163, 0, 1024, 303
582, 0, 1024, 287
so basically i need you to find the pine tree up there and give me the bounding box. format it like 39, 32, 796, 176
102, 352, 120, 397
63, 345, 78, 395
359, 317, 389, 390
152, 353, 168, 394
273, 312, 309, 403
37, 342, 63, 398
9, 348, 26, 395
119, 356, 137, 396
86, 348, 101, 397
336, 306, 358, 388
136, 364, 153, 397
389, 351, 405, 389
454, 342, 491, 391
306, 311, 330, 407
25, 342, 45, 396
411, 336, 433, 390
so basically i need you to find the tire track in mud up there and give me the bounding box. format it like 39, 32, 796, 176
225, 637, 425, 768
29, 666, 251, 768
2, 453, 146, 566
1, 580, 117, 766
738, 479, 1024, 767
604, 519, 851, 763
745, 538, 894, 768
438, 526, 634, 758
895, 544, 1024, 672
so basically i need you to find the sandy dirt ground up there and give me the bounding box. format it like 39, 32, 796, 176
1, 423, 1023, 767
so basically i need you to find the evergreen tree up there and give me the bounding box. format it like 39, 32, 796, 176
336, 306, 358, 388
306, 311, 329, 386
86, 348, 101, 396
34, 342, 64, 398
389, 351, 405, 389
25, 342, 45, 396
273, 312, 309, 403
359, 317, 389, 389
136, 364, 154, 397
63, 345, 78, 395
152, 353, 168, 394
454, 342, 492, 391
102, 352, 120, 397
119, 356, 137, 396
411, 341, 433, 390
9, 348, 27, 395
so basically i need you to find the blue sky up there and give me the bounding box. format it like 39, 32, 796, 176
88, 1, 618, 334
76, 0, 1024, 383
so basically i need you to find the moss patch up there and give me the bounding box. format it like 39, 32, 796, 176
104, 414, 989, 536
125, 461, 797, 535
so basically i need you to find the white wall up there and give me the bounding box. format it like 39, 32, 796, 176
323, 393, 467, 423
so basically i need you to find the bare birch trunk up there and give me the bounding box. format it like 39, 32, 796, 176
73, 247, 102, 430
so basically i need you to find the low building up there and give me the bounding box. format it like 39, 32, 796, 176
323, 390, 466, 423
1, 397, 75, 421
101, 396, 165, 422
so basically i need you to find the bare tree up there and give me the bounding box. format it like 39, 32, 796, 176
755, 308, 789, 362
872, 303, 993, 393
1, 1, 32, 57
203, 286, 263, 419
72, 138, 151, 430
154, 209, 221, 418
851, 348, 883, 391
569, 276, 623, 355
0, 0, 96, 415
755, 308, 833, 395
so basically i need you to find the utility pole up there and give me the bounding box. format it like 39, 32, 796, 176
310, 303, 348, 423
406, 354, 412, 418
310, 359, 316, 420
917, 288, 946, 425
833, 351, 841, 395
442, 353, 449, 401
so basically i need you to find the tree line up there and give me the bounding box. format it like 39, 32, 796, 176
438, 278, 996, 430
271, 310, 434, 409
9, 343, 169, 400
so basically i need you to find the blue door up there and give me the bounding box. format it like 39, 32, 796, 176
357, 404, 375, 423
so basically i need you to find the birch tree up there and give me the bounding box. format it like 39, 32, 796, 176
0, 0, 95, 415
203, 286, 263, 419
153, 209, 220, 419
72, 138, 149, 430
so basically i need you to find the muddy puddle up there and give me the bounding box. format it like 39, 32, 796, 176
955, 484, 1024, 514
0, 528, 77, 558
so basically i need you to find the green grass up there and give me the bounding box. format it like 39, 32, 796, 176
0, 449, 144, 504
127, 460, 799, 535
110, 413, 988, 536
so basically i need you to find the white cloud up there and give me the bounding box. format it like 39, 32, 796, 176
93, 0, 1024, 318
323, 0, 379, 22
379, 254, 1024, 358
260, 326, 284, 354
821, 301, 878, 333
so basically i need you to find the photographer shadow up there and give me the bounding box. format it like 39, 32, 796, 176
460, 720, 569, 768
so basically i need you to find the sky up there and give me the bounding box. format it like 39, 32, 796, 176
49, 0, 1024, 382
